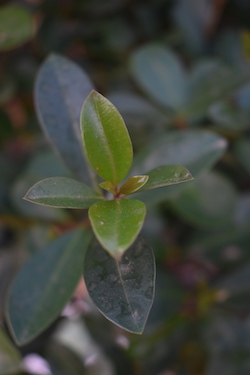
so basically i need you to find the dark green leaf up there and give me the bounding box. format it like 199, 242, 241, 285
35, 54, 93, 183
119, 175, 149, 195
170, 171, 237, 229
6, 228, 92, 345
24, 177, 103, 208
45, 342, 86, 375
84, 236, 155, 334
182, 64, 250, 121
89, 199, 146, 259
80, 91, 133, 185
0, 327, 21, 374
209, 101, 250, 131
130, 44, 188, 109
234, 139, 250, 174
136, 165, 193, 192
0, 6, 35, 51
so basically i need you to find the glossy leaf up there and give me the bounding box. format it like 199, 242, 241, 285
0, 327, 21, 374
89, 199, 146, 259
80, 91, 133, 185
130, 44, 188, 109
136, 165, 193, 192
24, 177, 103, 208
35, 54, 93, 183
0, 6, 35, 51
99, 180, 115, 194
131, 130, 227, 205
119, 175, 149, 195
84, 236, 155, 334
6, 228, 92, 345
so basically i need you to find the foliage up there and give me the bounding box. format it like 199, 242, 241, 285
1, 0, 250, 374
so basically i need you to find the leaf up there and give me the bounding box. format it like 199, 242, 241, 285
209, 100, 250, 131
80, 91, 133, 185
35, 54, 93, 183
99, 181, 115, 194
84, 236, 155, 334
45, 342, 86, 375
130, 44, 188, 110
119, 175, 149, 195
131, 130, 227, 206
234, 139, 250, 174
0, 5, 35, 51
88, 199, 146, 259
170, 171, 238, 229
24, 177, 103, 209
6, 228, 92, 345
136, 165, 193, 192
0, 327, 21, 374
11, 150, 71, 221
182, 64, 250, 121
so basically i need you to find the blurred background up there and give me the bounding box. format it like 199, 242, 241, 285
1, 0, 250, 374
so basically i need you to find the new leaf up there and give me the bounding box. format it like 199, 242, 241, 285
89, 199, 146, 259
80, 91, 133, 185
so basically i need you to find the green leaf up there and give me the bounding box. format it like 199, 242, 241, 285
119, 175, 149, 195
130, 44, 188, 110
136, 165, 193, 192
209, 100, 250, 131
6, 228, 92, 345
182, 63, 250, 121
131, 130, 227, 206
0, 327, 21, 374
24, 177, 103, 209
0, 6, 35, 51
234, 139, 250, 174
84, 236, 155, 334
45, 342, 86, 375
89, 199, 146, 259
99, 180, 115, 194
11, 150, 70, 221
35, 54, 93, 183
81, 91, 133, 185
170, 171, 238, 229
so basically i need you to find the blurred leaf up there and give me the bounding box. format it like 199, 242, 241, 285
11, 150, 70, 220
89, 199, 146, 259
188, 60, 223, 98
46, 341, 86, 375
172, 0, 211, 53
234, 139, 250, 173
170, 171, 237, 229
0, 326, 21, 374
131, 130, 227, 205
136, 165, 194, 192
119, 175, 149, 195
24, 177, 103, 209
182, 64, 250, 121
209, 100, 250, 131
0, 5, 35, 51
130, 44, 188, 110
80, 91, 133, 185
6, 228, 92, 345
84, 236, 155, 334
35, 54, 93, 183
215, 30, 245, 66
